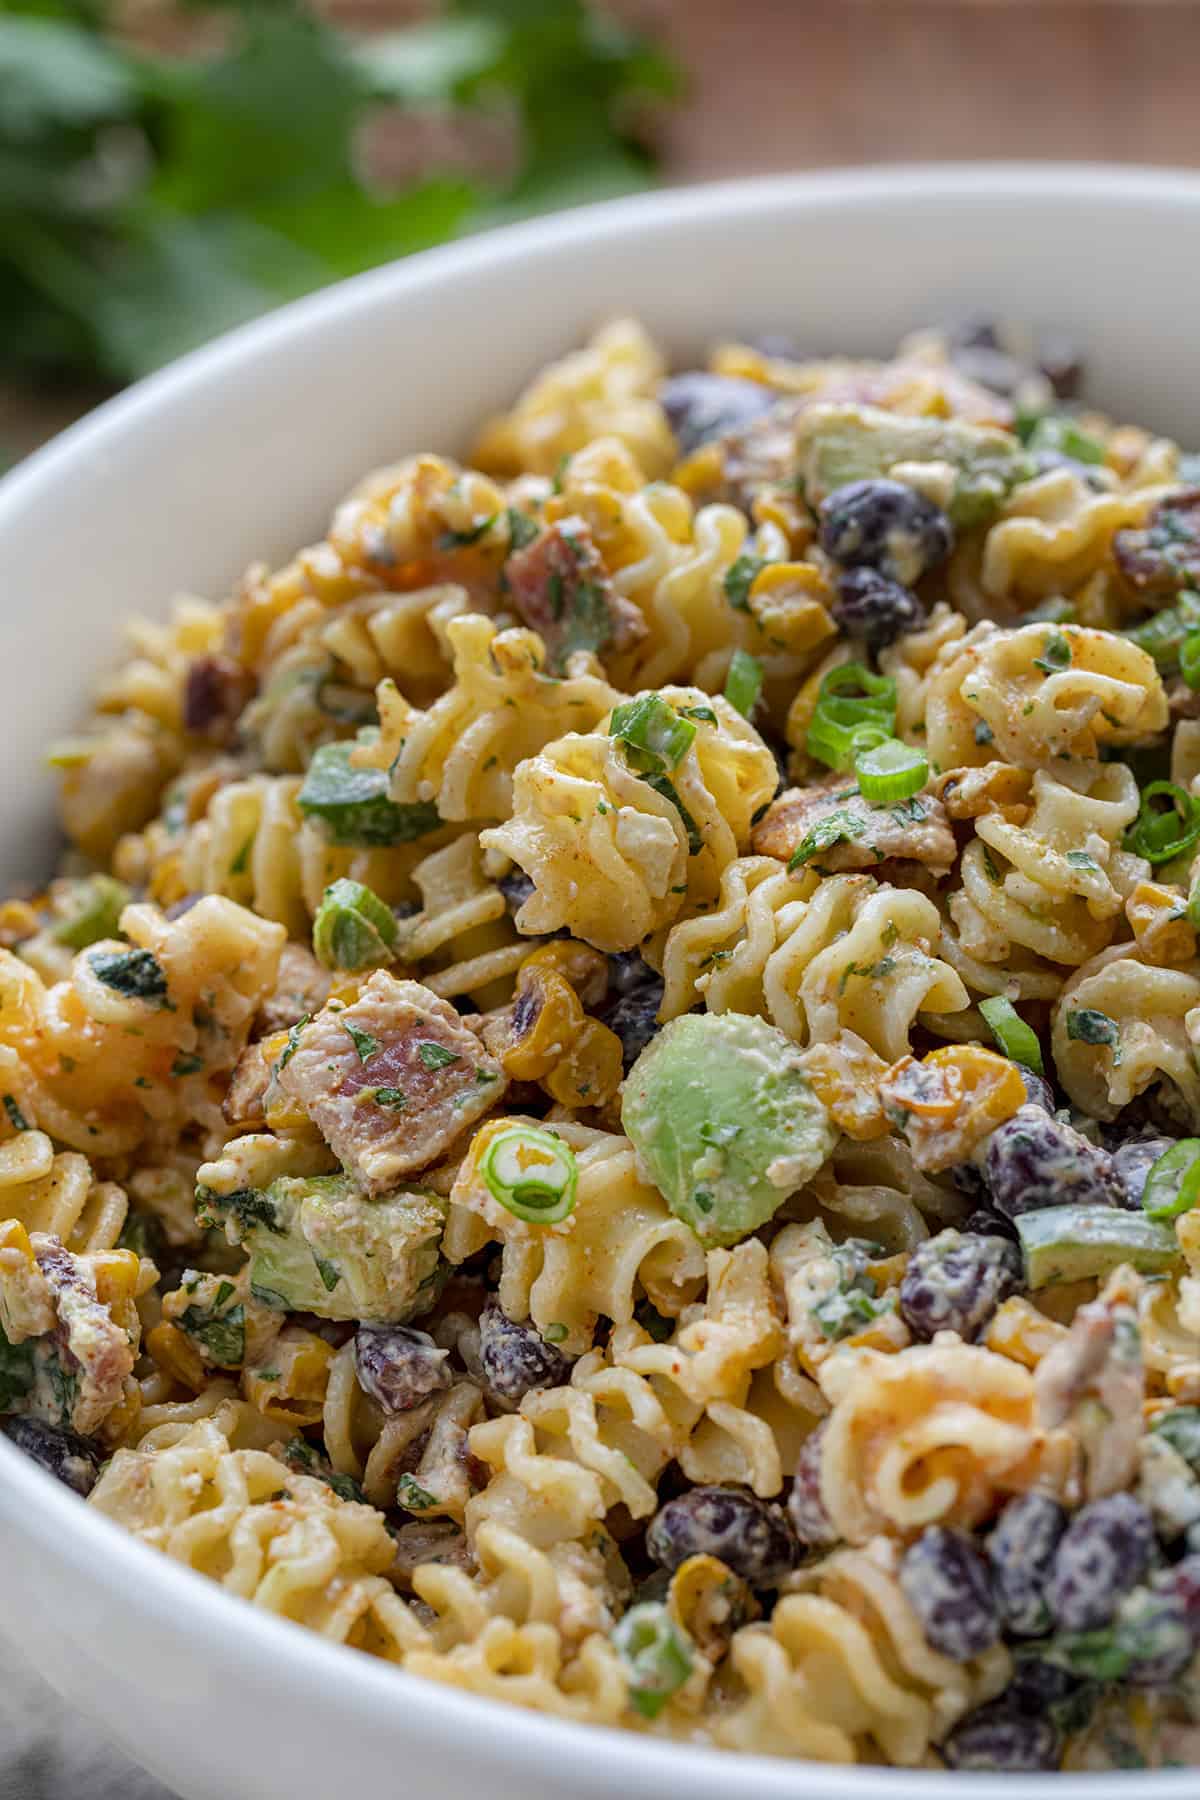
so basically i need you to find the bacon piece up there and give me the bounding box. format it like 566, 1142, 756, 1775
505, 518, 645, 671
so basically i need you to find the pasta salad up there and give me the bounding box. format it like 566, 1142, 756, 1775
5, 313, 1200, 1772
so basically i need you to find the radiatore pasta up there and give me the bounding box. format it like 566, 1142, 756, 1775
4, 314, 1200, 1775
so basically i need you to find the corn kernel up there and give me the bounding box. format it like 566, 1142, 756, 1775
543, 1017, 624, 1109
91, 1249, 141, 1307
1126, 880, 1196, 967
984, 1295, 1069, 1369
502, 967, 581, 1081
146, 1320, 207, 1392
521, 940, 609, 1009
0, 1218, 34, 1263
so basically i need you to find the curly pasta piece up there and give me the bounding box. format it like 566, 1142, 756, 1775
480, 692, 776, 953
371, 614, 619, 823
89, 1415, 421, 1656
0, 1133, 127, 1254
447, 1121, 706, 1355
389, 832, 533, 1005
878, 603, 968, 738
818, 1340, 1048, 1542
981, 465, 1170, 603
1051, 948, 1200, 1124
0, 898, 284, 1155
925, 620, 1166, 774
471, 318, 674, 481
403, 1617, 629, 1725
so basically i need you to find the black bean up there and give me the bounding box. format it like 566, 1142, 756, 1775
1159, 1552, 1200, 1640
659, 372, 777, 458
354, 1325, 451, 1415
1048, 1494, 1155, 1631
1006, 1653, 1089, 1715
1036, 335, 1084, 401
819, 478, 954, 586
1, 1416, 101, 1497
647, 1485, 797, 1588
1017, 1065, 1056, 1113
961, 1206, 1019, 1243
498, 871, 535, 919
899, 1526, 1000, 1662
984, 1104, 1124, 1218
942, 1704, 1061, 1773
599, 960, 664, 1072
899, 1229, 1021, 1343
787, 1422, 838, 1549
1112, 1133, 1174, 1212
1110, 1586, 1195, 1687
988, 1492, 1068, 1636
831, 567, 926, 651
951, 1158, 989, 1202
477, 1300, 572, 1405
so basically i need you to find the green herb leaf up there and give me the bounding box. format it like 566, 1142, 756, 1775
1066, 1008, 1122, 1061
416, 1041, 459, 1071
723, 552, 765, 611
1033, 630, 1072, 675
88, 948, 168, 1004
343, 1022, 380, 1064
397, 1473, 438, 1511
2, 1095, 28, 1133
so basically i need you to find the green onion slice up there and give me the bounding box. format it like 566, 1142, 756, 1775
481, 1125, 578, 1225
806, 663, 897, 772
978, 996, 1044, 1076
609, 695, 696, 774
723, 650, 763, 718
1126, 781, 1200, 865
611, 1603, 693, 1719
312, 878, 398, 972
855, 737, 928, 803
1182, 632, 1200, 692
1142, 1138, 1200, 1222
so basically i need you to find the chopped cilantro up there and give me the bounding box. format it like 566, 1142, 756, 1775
787, 809, 866, 870
723, 552, 766, 611
1033, 630, 1072, 675
397, 1473, 438, 1511
88, 948, 169, 1004
343, 1022, 380, 1064
416, 1041, 459, 1071
2, 1095, 28, 1133
437, 513, 496, 550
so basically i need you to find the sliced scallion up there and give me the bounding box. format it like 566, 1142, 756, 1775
723, 650, 763, 718
312, 878, 398, 972
855, 737, 928, 803
609, 694, 696, 773
611, 1603, 693, 1719
1182, 631, 1200, 691
806, 663, 897, 773
1142, 1138, 1200, 1222
1125, 781, 1200, 865
978, 996, 1044, 1076
481, 1125, 578, 1225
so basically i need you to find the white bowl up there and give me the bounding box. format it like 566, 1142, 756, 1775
0, 164, 1197, 1800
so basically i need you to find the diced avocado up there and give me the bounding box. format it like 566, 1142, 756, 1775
247, 1173, 445, 1322
1150, 1406, 1200, 1473
621, 1012, 836, 1247
795, 402, 1032, 528
298, 736, 441, 848
1016, 1204, 1181, 1289
51, 875, 130, 950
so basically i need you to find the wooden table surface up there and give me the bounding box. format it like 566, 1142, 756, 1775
4, 0, 1200, 455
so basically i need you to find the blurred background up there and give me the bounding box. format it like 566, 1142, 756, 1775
4, 0, 1200, 463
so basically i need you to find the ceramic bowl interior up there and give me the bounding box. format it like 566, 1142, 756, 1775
0, 165, 1198, 1800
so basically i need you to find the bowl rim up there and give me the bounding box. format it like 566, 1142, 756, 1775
3, 160, 1200, 1793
